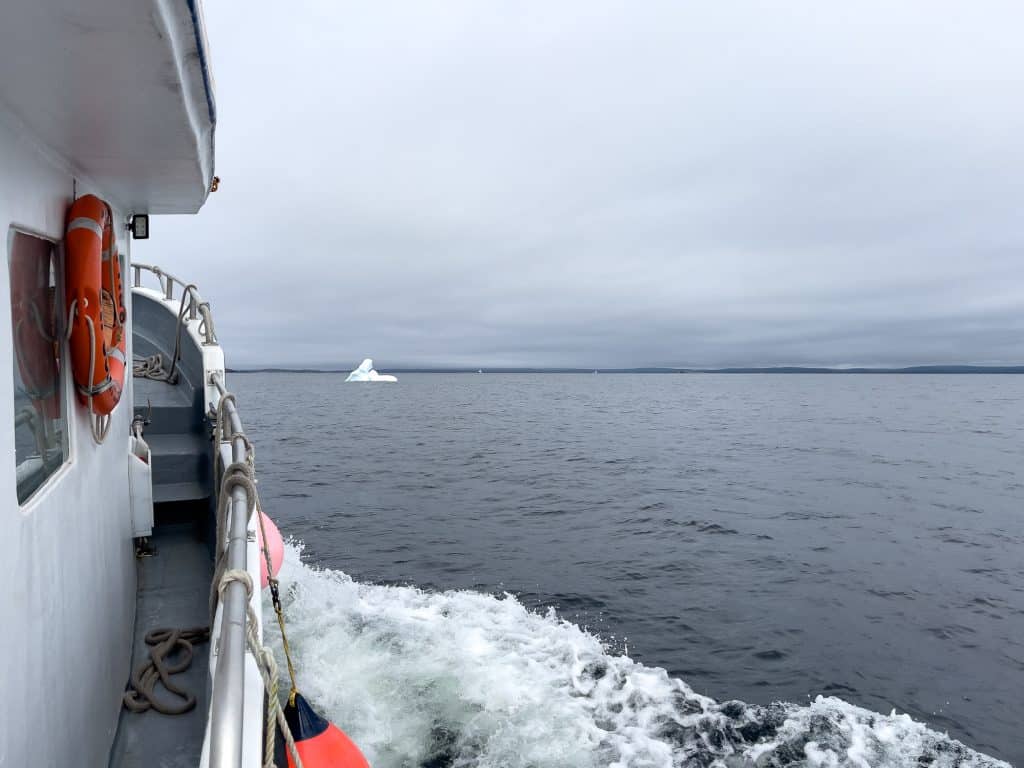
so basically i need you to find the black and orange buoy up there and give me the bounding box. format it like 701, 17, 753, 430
279, 692, 369, 768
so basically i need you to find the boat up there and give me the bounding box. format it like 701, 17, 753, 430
0, 2, 365, 766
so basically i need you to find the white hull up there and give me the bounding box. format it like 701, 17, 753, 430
0, 2, 270, 765
0, 105, 137, 768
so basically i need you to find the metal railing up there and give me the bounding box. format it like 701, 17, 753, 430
208, 371, 251, 768
132, 262, 218, 344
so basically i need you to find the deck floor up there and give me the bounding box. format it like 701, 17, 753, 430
132, 374, 193, 409
108, 524, 213, 768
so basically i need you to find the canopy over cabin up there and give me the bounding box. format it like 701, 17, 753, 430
0, 0, 216, 214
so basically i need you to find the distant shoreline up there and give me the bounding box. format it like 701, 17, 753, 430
226, 365, 1024, 375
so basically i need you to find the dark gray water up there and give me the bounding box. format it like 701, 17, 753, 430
235, 373, 1023, 764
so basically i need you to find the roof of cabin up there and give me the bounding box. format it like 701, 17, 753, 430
0, 0, 216, 214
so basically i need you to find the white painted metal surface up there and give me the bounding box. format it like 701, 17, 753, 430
0, 0, 216, 214
128, 435, 154, 537
0, 1, 234, 763
0, 103, 137, 768
132, 285, 226, 411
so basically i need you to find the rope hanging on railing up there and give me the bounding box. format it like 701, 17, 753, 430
131, 266, 220, 385
211, 389, 303, 767
133, 263, 218, 345
197, 300, 217, 343
208, 459, 256, 622
219, 569, 303, 768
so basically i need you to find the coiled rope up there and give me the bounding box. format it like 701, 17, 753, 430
211, 391, 304, 768
133, 352, 172, 380
131, 283, 197, 385
123, 627, 211, 714
220, 569, 302, 768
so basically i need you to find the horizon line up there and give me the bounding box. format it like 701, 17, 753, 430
225, 364, 1024, 375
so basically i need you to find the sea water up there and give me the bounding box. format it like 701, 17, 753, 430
232, 373, 1023, 765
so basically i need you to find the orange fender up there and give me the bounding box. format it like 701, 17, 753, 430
283, 692, 369, 768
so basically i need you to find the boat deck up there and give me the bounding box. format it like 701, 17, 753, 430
107, 524, 213, 768
110, 291, 218, 766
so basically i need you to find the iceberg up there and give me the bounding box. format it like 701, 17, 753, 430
344, 358, 397, 383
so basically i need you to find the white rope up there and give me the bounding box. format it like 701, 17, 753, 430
130, 284, 198, 384
208, 461, 257, 623
133, 353, 172, 380
82, 313, 110, 444
64, 298, 110, 443
209, 392, 253, 622
218, 569, 304, 768
63, 298, 78, 341
211, 391, 304, 767
197, 301, 217, 343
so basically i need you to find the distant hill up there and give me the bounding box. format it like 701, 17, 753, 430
688, 365, 1024, 374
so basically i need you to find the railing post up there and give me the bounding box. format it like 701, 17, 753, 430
164, 276, 174, 300
133, 265, 141, 287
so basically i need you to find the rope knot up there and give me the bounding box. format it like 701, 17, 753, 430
219, 568, 254, 601
221, 459, 254, 483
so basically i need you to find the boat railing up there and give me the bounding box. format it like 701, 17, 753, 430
132, 262, 218, 344
207, 370, 253, 768
132, 263, 251, 767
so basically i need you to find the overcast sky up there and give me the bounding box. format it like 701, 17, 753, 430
136, 1, 1023, 368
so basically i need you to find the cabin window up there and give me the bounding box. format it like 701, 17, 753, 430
8, 229, 68, 503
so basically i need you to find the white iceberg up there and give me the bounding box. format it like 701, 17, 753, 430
345, 358, 397, 383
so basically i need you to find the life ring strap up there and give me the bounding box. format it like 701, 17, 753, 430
67, 217, 104, 238
77, 377, 118, 397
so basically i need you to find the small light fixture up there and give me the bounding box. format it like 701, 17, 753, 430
130, 214, 150, 240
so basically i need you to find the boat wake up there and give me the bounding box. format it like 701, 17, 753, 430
264, 546, 1008, 768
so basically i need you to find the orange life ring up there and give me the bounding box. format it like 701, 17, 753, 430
65, 194, 127, 417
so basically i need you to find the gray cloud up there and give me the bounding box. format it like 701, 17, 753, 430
136, 0, 1024, 368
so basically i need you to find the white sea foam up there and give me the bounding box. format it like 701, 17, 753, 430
265, 545, 1009, 768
